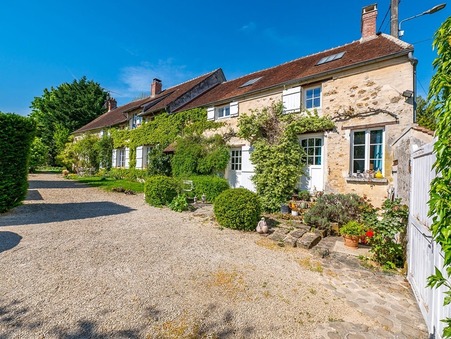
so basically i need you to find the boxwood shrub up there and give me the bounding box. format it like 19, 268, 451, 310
213, 188, 261, 231
0, 113, 36, 213
144, 175, 180, 207
187, 175, 229, 203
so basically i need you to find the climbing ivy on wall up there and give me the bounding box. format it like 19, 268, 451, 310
109, 108, 227, 174
427, 17, 451, 338
238, 101, 335, 212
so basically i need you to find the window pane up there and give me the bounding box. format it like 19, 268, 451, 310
306, 101, 312, 109
353, 131, 365, 144
313, 98, 320, 107
307, 148, 314, 155
307, 157, 314, 165
353, 145, 365, 159
370, 159, 382, 172
315, 138, 322, 146
315, 156, 321, 165
306, 89, 313, 99
370, 144, 383, 159
308, 138, 314, 146
314, 87, 321, 96
370, 130, 383, 143
301, 139, 307, 147
315, 146, 321, 156
353, 160, 364, 173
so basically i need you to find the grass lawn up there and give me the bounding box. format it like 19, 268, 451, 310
69, 175, 145, 193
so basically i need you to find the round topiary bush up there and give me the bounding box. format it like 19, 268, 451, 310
213, 188, 261, 231
144, 175, 180, 207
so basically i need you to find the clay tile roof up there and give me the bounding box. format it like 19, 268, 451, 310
179, 34, 413, 111
74, 69, 224, 134
412, 124, 435, 136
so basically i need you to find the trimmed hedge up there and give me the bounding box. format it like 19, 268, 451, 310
144, 175, 180, 207
213, 188, 261, 231
186, 175, 229, 203
0, 113, 36, 213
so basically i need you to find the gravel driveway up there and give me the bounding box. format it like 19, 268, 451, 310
0, 173, 426, 338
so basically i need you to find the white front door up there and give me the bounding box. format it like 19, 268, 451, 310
229, 148, 242, 188
299, 136, 324, 192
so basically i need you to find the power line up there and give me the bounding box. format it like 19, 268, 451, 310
378, 4, 391, 33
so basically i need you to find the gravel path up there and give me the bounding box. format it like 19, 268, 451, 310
0, 173, 426, 338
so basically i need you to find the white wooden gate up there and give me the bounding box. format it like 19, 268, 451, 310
408, 141, 450, 338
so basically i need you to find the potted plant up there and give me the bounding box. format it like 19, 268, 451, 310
339, 220, 365, 248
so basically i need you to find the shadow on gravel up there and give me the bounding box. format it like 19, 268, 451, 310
26, 189, 43, 201
0, 231, 22, 253
0, 202, 135, 227
51, 320, 140, 339
28, 180, 88, 189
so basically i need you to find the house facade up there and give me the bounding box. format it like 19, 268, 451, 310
180, 4, 415, 206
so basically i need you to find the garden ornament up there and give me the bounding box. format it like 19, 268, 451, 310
256, 217, 269, 234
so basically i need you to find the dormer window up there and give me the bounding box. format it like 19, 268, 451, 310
130, 114, 142, 129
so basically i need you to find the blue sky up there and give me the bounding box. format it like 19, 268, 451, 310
0, 0, 448, 116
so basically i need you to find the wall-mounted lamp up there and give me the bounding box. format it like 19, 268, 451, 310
402, 90, 414, 98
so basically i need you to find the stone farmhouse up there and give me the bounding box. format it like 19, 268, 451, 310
75, 4, 418, 206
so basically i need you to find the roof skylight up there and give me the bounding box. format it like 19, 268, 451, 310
239, 76, 263, 87
316, 51, 345, 65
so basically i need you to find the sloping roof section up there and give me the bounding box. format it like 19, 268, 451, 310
179, 34, 413, 111
74, 69, 225, 134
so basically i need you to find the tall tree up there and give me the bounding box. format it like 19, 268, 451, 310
30, 76, 108, 164
427, 17, 451, 338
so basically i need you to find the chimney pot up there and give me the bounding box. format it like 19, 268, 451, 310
151, 78, 162, 98
361, 4, 378, 41
107, 97, 117, 111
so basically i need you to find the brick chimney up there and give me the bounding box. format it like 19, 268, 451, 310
361, 4, 377, 41
151, 78, 162, 98
107, 97, 117, 111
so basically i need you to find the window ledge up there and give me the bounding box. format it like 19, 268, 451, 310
345, 177, 388, 184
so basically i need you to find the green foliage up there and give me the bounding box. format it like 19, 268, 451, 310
29, 137, 49, 172
168, 194, 189, 212
98, 133, 114, 170
369, 198, 408, 269
30, 76, 108, 164
58, 134, 100, 173
144, 175, 180, 207
108, 168, 148, 181
427, 17, 451, 337
171, 134, 230, 177
0, 112, 36, 213
213, 188, 261, 231
339, 220, 365, 237
416, 96, 436, 131
147, 144, 172, 176
186, 175, 230, 203
304, 193, 375, 229
297, 190, 311, 201
70, 175, 145, 193
238, 101, 334, 212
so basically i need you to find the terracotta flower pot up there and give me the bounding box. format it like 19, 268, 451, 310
343, 235, 359, 248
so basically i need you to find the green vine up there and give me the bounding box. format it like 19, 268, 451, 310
238, 101, 335, 212
427, 17, 451, 338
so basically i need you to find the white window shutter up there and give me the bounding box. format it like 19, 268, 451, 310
207, 107, 215, 121
125, 148, 130, 169
112, 149, 117, 168
282, 86, 301, 113
230, 102, 239, 117
136, 146, 143, 169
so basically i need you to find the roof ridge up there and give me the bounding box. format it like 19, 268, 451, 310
225, 40, 360, 83
161, 68, 222, 92
379, 33, 413, 49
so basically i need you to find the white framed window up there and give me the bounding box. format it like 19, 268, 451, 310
304, 86, 321, 110
130, 114, 142, 129
300, 137, 323, 165
351, 129, 384, 174
118, 148, 126, 168
230, 149, 242, 171
217, 105, 230, 118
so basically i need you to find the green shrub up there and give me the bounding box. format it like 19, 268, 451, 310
109, 168, 148, 181
187, 176, 230, 203
168, 194, 189, 212
0, 113, 36, 213
145, 175, 180, 207
370, 198, 408, 269
213, 188, 261, 231
339, 220, 365, 236
304, 193, 375, 229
